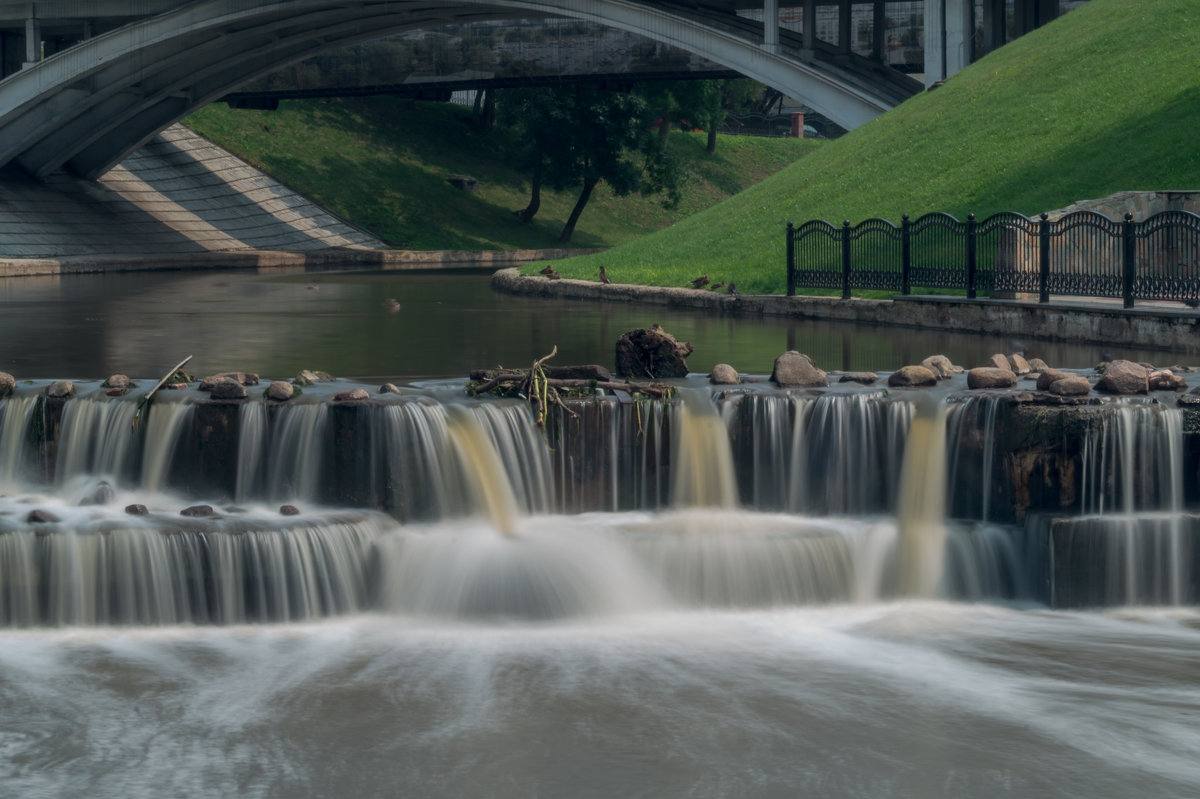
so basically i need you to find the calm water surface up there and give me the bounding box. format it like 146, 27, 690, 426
1, 267, 1194, 380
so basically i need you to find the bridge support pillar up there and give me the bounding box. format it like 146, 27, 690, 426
925, 0, 977, 87
23, 2, 39, 67
762, 0, 780, 53
801, 0, 816, 54
837, 0, 851, 56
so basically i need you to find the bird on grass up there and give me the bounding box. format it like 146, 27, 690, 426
727, 282, 738, 297
599, 265, 612, 285
539, 265, 556, 276
689, 274, 709, 289
709, 281, 726, 291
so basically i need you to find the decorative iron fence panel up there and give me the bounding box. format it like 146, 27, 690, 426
786, 209, 1200, 309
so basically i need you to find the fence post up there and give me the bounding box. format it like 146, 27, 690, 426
966, 213, 977, 299
901, 214, 911, 295
841, 220, 852, 299
1122, 212, 1136, 309
1038, 212, 1050, 304
786, 221, 796, 297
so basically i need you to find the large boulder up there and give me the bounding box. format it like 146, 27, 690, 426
1027, 358, 1050, 373
294, 369, 335, 386
839, 372, 879, 386
1149, 369, 1187, 391
200, 372, 259, 391
267, 380, 297, 401
967, 367, 1018, 389
709, 364, 740, 385
1009, 353, 1032, 375
770, 351, 828, 387
1048, 377, 1091, 396
46, 380, 73, 398
1095, 360, 1149, 395
888, 365, 938, 388
920, 355, 955, 380
1036, 368, 1073, 391
615, 326, 693, 379
334, 388, 370, 402
0, 371, 14, 397
103, 374, 133, 389
208, 379, 248, 400
985, 354, 1013, 372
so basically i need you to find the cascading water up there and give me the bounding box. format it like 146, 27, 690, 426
0, 379, 1198, 797
896, 392, 950, 597
0, 393, 37, 487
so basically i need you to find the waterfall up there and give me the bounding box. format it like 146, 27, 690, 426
0, 394, 38, 487
672, 389, 737, 509
55, 394, 141, 485
0, 511, 389, 626
444, 405, 522, 535
266, 402, 328, 500
141, 399, 195, 493
235, 400, 267, 502
896, 393, 949, 597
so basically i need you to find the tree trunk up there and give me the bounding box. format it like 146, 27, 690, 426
558, 177, 598, 243
517, 157, 543, 223
706, 119, 718, 154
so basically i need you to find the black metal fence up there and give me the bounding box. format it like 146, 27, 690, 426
786, 210, 1200, 307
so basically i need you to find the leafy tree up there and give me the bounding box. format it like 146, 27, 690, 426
499, 85, 662, 243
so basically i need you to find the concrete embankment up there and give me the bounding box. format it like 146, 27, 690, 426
0, 124, 594, 277
493, 267, 1200, 353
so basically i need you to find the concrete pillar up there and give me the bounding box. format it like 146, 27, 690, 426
790, 111, 805, 137
23, 3, 40, 66
924, 0, 946, 85
763, 0, 780, 53
945, 0, 972, 75
872, 0, 888, 60
802, 0, 816, 53
982, 0, 1004, 54
838, 0, 851, 55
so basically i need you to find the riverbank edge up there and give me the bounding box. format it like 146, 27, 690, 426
0, 247, 601, 279
492, 267, 1200, 353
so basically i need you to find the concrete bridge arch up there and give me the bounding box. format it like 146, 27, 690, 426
0, 0, 901, 180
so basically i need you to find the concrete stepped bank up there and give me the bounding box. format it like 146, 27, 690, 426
0, 125, 586, 276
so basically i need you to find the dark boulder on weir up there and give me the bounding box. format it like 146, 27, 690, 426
1095, 360, 1149, 395
888, 365, 938, 388
0, 371, 13, 397
615, 326, 692, 379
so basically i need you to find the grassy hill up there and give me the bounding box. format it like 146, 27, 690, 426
184, 97, 818, 251
537, 0, 1200, 293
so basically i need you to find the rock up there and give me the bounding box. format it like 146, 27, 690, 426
78, 482, 115, 506
544, 365, 613, 381
1009, 353, 1032, 375
0, 371, 14, 397
1048, 377, 1091, 396
106, 388, 127, 397
615, 326, 693, 379
446, 174, 478, 192
199, 372, 259, 391
125, 504, 149, 515
103, 374, 132, 389
26, 509, 60, 524
180, 505, 217, 517
279, 504, 301, 516
967, 367, 1018, 389
379, 383, 403, 394
267, 380, 297, 401
165, 382, 188, 391
920, 355, 955, 380
1036, 368, 1073, 391
710, 364, 740, 385
770, 351, 828, 387
1028, 358, 1050, 372
45, 380, 73, 398
986, 354, 1012, 372
294, 369, 335, 386
839, 372, 879, 385
1149, 369, 1187, 391
888, 365, 938, 388
207, 379, 248, 400
1095, 360, 1149, 395
334, 388, 370, 402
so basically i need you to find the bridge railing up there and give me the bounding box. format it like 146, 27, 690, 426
786, 210, 1200, 308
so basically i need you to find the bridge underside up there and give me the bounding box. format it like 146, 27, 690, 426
0, 0, 1064, 181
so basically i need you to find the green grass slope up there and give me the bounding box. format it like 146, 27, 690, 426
185, 97, 817, 250
543, 0, 1200, 293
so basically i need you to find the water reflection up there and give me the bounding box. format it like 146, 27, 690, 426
0, 266, 1194, 379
